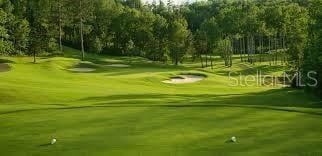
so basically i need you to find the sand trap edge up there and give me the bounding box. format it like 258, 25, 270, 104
103, 64, 131, 68
162, 74, 206, 84
68, 68, 96, 72
0, 63, 10, 72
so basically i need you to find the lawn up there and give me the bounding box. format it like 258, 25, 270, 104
0, 47, 322, 156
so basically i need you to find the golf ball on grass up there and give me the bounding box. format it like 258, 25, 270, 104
51, 138, 57, 145
231, 136, 237, 142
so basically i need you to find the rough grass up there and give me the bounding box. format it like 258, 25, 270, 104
0, 47, 321, 156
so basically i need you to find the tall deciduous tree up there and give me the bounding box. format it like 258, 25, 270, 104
199, 17, 221, 68
152, 14, 168, 61
168, 15, 191, 65
70, 0, 94, 61
0, 9, 14, 54
302, 0, 322, 96
52, 0, 68, 53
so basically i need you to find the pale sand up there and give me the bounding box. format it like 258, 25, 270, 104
163, 75, 205, 84
103, 64, 131, 68
68, 68, 96, 72
0, 63, 10, 72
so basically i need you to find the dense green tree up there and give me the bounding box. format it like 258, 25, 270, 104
123, 0, 142, 9
9, 18, 30, 54
285, 3, 308, 72
193, 30, 207, 67
216, 38, 232, 67
0, 0, 14, 54
2, 0, 322, 96
90, 0, 121, 53
168, 15, 191, 65
302, 0, 322, 95
181, 1, 213, 32
69, 0, 94, 61
27, 0, 59, 62
151, 14, 168, 61
110, 8, 140, 55
1, 0, 29, 55
51, 0, 69, 52
199, 17, 221, 68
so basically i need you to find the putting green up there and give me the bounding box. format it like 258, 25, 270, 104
0, 47, 321, 156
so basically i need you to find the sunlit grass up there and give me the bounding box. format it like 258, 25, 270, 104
0, 47, 321, 155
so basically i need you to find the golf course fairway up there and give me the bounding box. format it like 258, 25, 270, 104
0, 47, 322, 156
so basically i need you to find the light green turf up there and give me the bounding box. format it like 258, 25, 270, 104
0, 47, 322, 156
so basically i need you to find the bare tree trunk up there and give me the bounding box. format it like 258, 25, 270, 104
262, 35, 264, 62
275, 33, 278, 65
243, 36, 246, 62
247, 34, 254, 64
239, 38, 243, 62
80, 20, 85, 61
251, 35, 256, 64
268, 36, 271, 66
223, 40, 226, 66
230, 39, 233, 67
200, 55, 204, 68
59, 23, 63, 52
59, 1, 63, 52
33, 51, 36, 63
282, 35, 286, 65
210, 55, 213, 69
247, 35, 250, 63
80, 0, 85, 61
205, 54, 208, 67
259, 34, 263, 63
253, 35, 255, 64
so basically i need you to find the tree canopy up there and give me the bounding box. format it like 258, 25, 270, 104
1, 0, 322, 97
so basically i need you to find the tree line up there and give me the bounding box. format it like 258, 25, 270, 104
1, 0, 322, 96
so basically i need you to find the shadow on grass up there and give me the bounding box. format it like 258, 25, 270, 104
2, 102, 322, 117
78, 88, 321, 108
64, 60, 191, 76
38, 143, 52, 147
0, 59, 15, 64
1, 88, 321, 116
62, 46, 196, 75
213, 64, 287, 77
74, 88, 322, 116
63, 47, 155, 66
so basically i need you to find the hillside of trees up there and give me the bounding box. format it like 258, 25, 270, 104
1, 0, 322, 96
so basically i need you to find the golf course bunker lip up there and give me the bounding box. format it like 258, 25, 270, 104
103, 64, 131, 68
0, 63, 10, 72
68, 68, 96, 72
163, 74, 206, 84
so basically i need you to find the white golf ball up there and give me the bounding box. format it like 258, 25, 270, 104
51, 138, 57, 145
231, 136, 237, 142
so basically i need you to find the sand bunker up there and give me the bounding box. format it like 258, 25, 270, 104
0, 63, 10, 72
68, 68, 96, 72
163, 75, 205, 84
103, 64, 131, 68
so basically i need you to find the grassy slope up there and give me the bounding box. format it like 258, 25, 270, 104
0, 47, 322, 156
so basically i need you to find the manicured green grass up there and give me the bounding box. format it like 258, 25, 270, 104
0, 47, 322, 156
